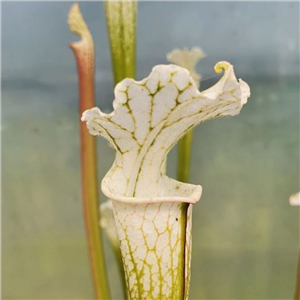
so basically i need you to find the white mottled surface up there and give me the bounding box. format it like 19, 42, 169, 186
113, 201, 192, 299
82, 62, 250, 201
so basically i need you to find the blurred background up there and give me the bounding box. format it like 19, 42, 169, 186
2, 1, 299, 299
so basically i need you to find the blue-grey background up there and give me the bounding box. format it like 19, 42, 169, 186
2, 1, 299, 299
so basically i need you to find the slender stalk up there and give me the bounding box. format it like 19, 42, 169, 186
68, 4, 110, 299
294, 249, 300, 300
100, 199, 127, 298
104, 0, 137, 85
113, 244, 127, 299
177, 129, 194, 298
177, 130, 193, 183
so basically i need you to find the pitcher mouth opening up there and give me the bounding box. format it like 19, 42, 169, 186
101, 175, 202, 205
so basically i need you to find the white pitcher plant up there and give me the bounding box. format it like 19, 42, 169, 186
82, 63, 250, 299
69, 2, 250, 299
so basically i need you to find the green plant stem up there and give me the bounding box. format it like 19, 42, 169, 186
177, 130, 194, 183
177, 129, 194, 300
104, 0, 137, 85
68, 4, 110, 299
113, 245, 127, 299
294, 249, 300, 300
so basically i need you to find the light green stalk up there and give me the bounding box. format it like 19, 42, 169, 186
100, 200, 127, 298
104, 0, 137, 85
68, 4, 110, 299
294, 250, 300, 300
177, 131, 193, 183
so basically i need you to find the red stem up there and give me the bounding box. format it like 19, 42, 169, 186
69, 4, 110, 299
